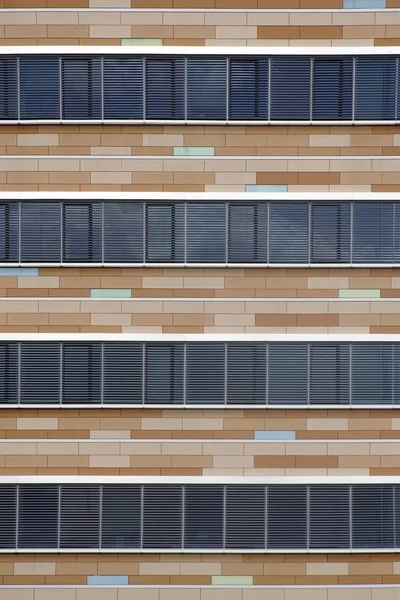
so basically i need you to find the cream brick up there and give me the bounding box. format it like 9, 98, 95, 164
164, 12, 205, 25
38, 300, 80, 314
91, 313, 131, 326
206, 13, 247, 25
121, 442, 162, 455
34, 591, 76, 600
14, 562, 55, 575
0, 442, 36, 455
38, 159, 80, 172
309, 135, 351, 147
308, 277, 349, 289
285, 443, 327, 455
122, 301, 162, 314
183, 418, 224, 431
244, 443, 284, 456
286, 590, 327, 600
288, 159, 330, 172
307, 419, 348, 431
143, 277, 183, 289
204, 442, 244, 455
216, 26, 257, 39
143, 134, 184, 147
91, 172, 132, 184
80, 301, 122, 314
162, 301, 204, 314
37, 442, 78, 455
79, 442, 120, 455
17, 134, 59, 147
306, 562, 349, 575
18, 276, 59, 289
80, 158, 121, 172
204, 302, 245, 313
161, 442, 203, 455
205, 159, 245, 172
328, 443, 370, 455
139, 562, 180, 575
0, 300, 38, 313
141, 418, 182, 430
213, 455, 254, 468
17, 418, 58, 430
89, 455, 130, 467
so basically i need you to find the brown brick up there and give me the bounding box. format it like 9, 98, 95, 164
254, 456, 296, 468
296, 456, 338, 468
296, 314, 339, 327
255, 314, 297, 327
298, 172, 340, 185
256, 172, 298, 185
300, 26, 342, 39
258, 25, 300, 38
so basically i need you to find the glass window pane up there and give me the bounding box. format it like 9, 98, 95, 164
351, 343, 393, 405
20, 57, 60, 119
186, 344, 225, 405
268, 344, 308, 405
103, 343, 142, 405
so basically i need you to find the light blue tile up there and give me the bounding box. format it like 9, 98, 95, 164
173, 147, 215, 156
254, 430, 296, 440
0, 268, 38, 277
90, 289, 132, 299
246, 185, 288, 193
344, 0, 385, 7
87, 575, 129, 585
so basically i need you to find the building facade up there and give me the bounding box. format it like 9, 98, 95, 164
2, 1, 400, 600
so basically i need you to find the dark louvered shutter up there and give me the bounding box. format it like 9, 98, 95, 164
355, 57, 396, 120
62, 343, 101, 404
0, 203, 18, 262
227, 344, 266, 405
351, 343, 393, 405
103, 343, 142, 405
145, 344, 184, 405
103, 57, 143, 119
270, 58, 311, 120
18, 485, 58, 549
101, 485, 141, 549
184, 485, 223, 549
63, 203, 102, 262
394, 203, 400, 264
142, 485, 182, 549
187, 58, 227, 120
0, 343, 18, 404
145, 57, 185, 120
20, 342, 60, 404
312, 58, 353, 120
394, 345, 400, 405
310, 203, 351, 263
309, 344, 350, 405
395, 486, 400, 548
269, 203, 309, 263
19, 57, 60, 119
187, 203, 226, 263
145, 203, 185, 263
228, 203, 268, 263
104, 202, 143, 263
352, 485, 394, 549
21, 203, 61, 262
229, 58, 268, 120
268, 344, 308, 405
225, 485, 265, 549
0, 485, 16, 549
309, 485, 350, 549
62, 57, 102, 119
352, 202, 394, 263
186, 344, 225, 405
0, 57, 17, 120
267, 485, 307, 549
60, 485, 100, 549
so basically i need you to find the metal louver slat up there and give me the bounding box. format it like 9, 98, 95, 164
145, 203, 185, 263
267, 485, 307, 549
186, 203, 226, 263
229, 58, 268, 120
187, 58, 227, 120
395, 486, 400, 548
309, 485, 350, 549
352, 485, 394, 549
101, 485, 141, 549
0, 57, 17, 119
269, 203, 309, 263
18, 485, 58, 549
62, 343, 101, 404
228, 203, 268, 263
312, 58, 353, 120
268, 344, 308, 405
225, 485, 265, 549
20, 343, 60, 404
103, 343, 142, 405
62, 57, 102, 120
145, 344, 184, 405
145, 58, 185, 120
351, 343, 393, 405
103, 57, 143, 120
184, 485, 223, 549
352, 202, 394, 263
63, 203, 102, 262
309, 344, 350, 405
21, 203, 61, 262
0, 343, 18, 404
0, 485, 16, 549
186, 344, 225, 405
60, 485, 100, 549
142, 485, 182, 549
103, 202, 143, 263
270, 58, 311, 120
227, 344, 266, 405
355, 57, 396, 120
0, 203, 18, 262
310, 203, 351, 263
19, 57, 60, 119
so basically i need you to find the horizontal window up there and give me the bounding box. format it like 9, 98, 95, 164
1, 199, 400, 265
1, 341, 400, 407
1, 483, 398, 551
2, 53, 400, 122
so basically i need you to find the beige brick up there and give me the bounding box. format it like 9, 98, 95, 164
18, 276, 59, 289
307, 419, 348, 431
142, 418, 182, 431
306, 562, 348, 575
79, 442, 120, 455
162, 301, 204, 314
89, 455, 130, 467
17, 418, 58, 430
91, 172, 132, 184
183, 418, 224, 431
78, 11, 121, 24
91, 314, 131, 326
17, 134, 59, 147
139, 563, 180, 575
37, 442, 78, 455
14, 563, 55, 576
161, 442, 202, 455
143, 277, 183, 289
216, 25, 257, 38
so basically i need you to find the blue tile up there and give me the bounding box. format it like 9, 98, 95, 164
254, 430, 296, 440
0, 268, 38, 276
344, 0, 385, 7
246, 185, 288, 193
87, 575, 129, 585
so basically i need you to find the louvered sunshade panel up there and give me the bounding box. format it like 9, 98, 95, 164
20, 342, 61, 404
394, 345, 400, 405
0, 486, 16, 549
352, 485, 394, 549
186, 203, 226, 263
309, 344, 350, 405
19, 57, 60, 119
268, 344, 308, 405
225, 485, 265, 549
352, 202, 394, 263
21, 203, 61, 262
145, 57, 185, 120
186, 344, 225, 405
309, 485, 350, 549
18, 485, 58, 549
0, 57, 17, 119
228, 203, 268, 263
0, 203, 18, 262
351, 343, 393, 405
187, 58, 227, 120
267, 485, 307, 549
61, 57, 102, 120
60, 485, 100, 549
145, 203, 185, 263
270, 58, 311, 120
62, 343, 101, 404
269, 203, 309, 263
142, 485, 182, 549
0, 343, 18, 404
355, 57, 397, 120
101, 485, 141, 549
310, 203, 351, 263
103, 57, 143, 120
145, 344, 184, 405
103, 343, 142, 405
63, 203, 102, 262
103, 202, 143, 263
228, 58, 269, 120
312, 58, 353, 120
184, 485, 223, 549
227, 344, 266, 405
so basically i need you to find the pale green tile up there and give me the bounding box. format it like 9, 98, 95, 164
121, 39, 162, 46
173, 147, 215, 156
339, 289, 381, 299
91, 289, 132, 299
212, 576, 253, 586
